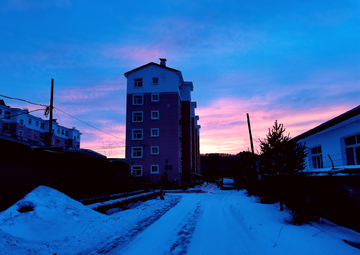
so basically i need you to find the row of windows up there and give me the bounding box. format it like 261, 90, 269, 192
133, 94, 159, 105
19, 119, 45, 129
132, 111, 159, 122
131, 146, 159, 158
132, 128, 159, 140
131, 165, 159, 176
134, 77, 159, 88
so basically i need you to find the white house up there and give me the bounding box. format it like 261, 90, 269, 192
292, 105, 360, 172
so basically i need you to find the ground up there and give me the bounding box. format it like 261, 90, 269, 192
0, 184, 360, 254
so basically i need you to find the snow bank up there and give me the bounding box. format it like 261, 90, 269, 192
0, 185, 105, 241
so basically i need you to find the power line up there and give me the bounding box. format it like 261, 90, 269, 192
54, 107, 125, 140
0, 108, 46, 120
0, 94, 48, 107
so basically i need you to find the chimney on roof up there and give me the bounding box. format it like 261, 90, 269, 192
159, 58, 167, 66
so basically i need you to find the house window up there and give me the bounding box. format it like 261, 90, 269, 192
151, 111, 159, 120
27, 130, 31, 136
151, 93, 159, 102
4, 111, 10, 119
133, 94, 143, 105
132, 147, 143, 158
152, 77, 158, 84
344, 134, 360, 165
3, 123, 10, 132
57, 128, 60, 134
311, 146, 323, 169
132, 111, 143, 122
20, 119, 24, 126
134, 78, 143, 88
65, 139, 68, 145
28, 119, 32, 125
151, 128, 159, 137
151, 146, 159, 155
40, 132, 44, 139
151, 165, 159, 174
131, 165, 143, 176
132, 129, 143, 140
61, 129, 64, 135
19, 130, 23, 137
65, 131, 68, 136
40, 123, 45, 129
36, 120, 39, 126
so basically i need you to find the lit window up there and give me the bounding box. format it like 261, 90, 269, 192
151, 111, 159, 120
151, 93, 159, 102
132, 129, 143, 140
131, 165, 143, 176
132, 147, 143, 158
151, 128, 159, 137
132, 111, 143, 122
152, 77, 158, 84
134, 78, 143, 88
133, 94, 143, 105
151, 165, 159, 174
151, 146, 159, 155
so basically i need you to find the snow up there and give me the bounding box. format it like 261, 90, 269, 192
1, 184, 360, 254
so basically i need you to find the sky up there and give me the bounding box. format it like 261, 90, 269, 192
1, 0, 359, 157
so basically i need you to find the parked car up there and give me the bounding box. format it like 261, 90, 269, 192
220, 178, 235, 190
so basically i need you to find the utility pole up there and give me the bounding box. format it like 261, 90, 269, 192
48, 79, 54, 148
247, 113, 254, 154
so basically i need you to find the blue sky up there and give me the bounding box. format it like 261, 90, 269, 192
1, 0, 360, 156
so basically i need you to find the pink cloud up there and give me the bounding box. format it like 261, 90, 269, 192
197, 97, 354, 155
102, 45, 166, 66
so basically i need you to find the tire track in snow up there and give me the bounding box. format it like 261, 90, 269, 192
167, 203, 202, 255
78, 197, 181, 255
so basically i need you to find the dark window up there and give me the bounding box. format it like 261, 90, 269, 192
152, 77, 158, 84
3, 123, 10, 132
346, 147, 355, 165
345, 135, 356, 146
134, 78, 143, 88
4, 111, 10, 119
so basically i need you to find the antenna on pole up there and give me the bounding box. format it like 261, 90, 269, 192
48, 79, 54, 148
247, 113, 254, 154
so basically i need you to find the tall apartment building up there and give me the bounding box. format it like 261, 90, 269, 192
124, 59, 201, 184
0, 99, 81, 149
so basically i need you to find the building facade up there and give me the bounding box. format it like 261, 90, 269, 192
293, 105, 360, 172
124, 59, 200, 184
0, 99, 81, 149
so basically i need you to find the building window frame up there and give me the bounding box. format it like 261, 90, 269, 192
132, 147, 143, 158
132, 129, 143, 140
310, 145, 323, 169
151, 146, 159, 155
132, 111, 143, 122
151, 128, 159, 137
344, 134, 360, 165
151, 111, 159, 120
133, 94, 144, 105
131, 165, 143, 176
151, 165, 159, 174
151, 93, 159, 102
152, 77, 159, 84
134, 78, 143, 88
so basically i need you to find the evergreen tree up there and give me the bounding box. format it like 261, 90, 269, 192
259, 120, 307, 210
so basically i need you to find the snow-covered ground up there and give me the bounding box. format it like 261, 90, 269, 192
0, 184, 360, 254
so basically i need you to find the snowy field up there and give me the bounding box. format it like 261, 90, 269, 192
0, 184, 360, 254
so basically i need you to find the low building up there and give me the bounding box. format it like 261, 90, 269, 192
0, 99, 81, 149
292, 105, 360, 172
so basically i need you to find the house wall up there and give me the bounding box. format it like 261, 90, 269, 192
297, 115, 360, 171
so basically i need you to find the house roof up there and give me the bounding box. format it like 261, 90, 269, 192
124, 62, 181, 77
292, 105, 360, 142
